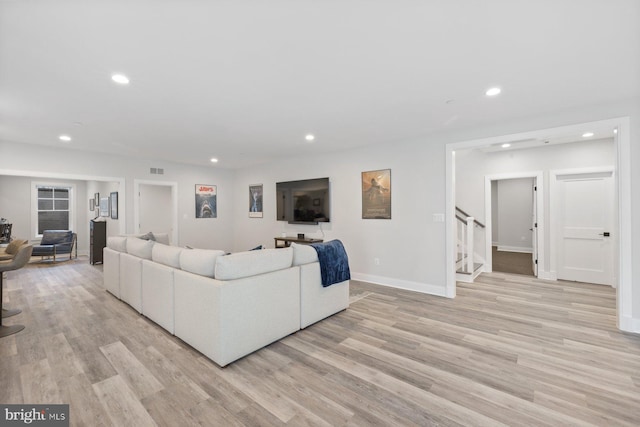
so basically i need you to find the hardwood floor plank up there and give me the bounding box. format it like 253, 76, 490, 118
99, 341, 164, 400
92, 375, 157, 427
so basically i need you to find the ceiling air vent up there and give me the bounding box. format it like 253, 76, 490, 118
150, 168, 165, 175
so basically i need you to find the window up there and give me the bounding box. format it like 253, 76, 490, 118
32, 183, 74, 237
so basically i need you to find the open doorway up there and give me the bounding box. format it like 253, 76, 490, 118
133, 180, 178, 245
491, 177, 537, 277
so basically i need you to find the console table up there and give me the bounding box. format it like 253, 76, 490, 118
274, 236, 323, 248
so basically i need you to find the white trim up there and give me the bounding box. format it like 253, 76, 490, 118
619, 316, 640, 334
496, 246, 533, 254
483, 171, 544, 276
133, 179, 179, 246
446, 116, 634, 332
1, 168, 126, 236
537, 271, 557, 281
352, 272, 447, 297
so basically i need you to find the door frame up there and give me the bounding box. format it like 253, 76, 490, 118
484, 172, 543, 277
445, 116, 633, 332
133, 179, 178, 245
549, 166, 615, 284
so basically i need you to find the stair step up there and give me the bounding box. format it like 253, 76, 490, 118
456, 263, 483, 275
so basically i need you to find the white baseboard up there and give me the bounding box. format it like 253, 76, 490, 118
537, 270, 557, 281
619, 315, 640, 334
497, 245, 533, 254
351, 272, 447, 298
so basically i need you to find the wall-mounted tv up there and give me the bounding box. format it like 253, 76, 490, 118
276, 177, 330, 224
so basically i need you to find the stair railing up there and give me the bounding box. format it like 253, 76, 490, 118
455, 207, 485, 275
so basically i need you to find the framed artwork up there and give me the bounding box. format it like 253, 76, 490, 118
99, 197, 110, 217
362, 169, 391, 219
89, 198, 95, 211
94, 192, 100, 205
110, 192, 118, 219
195, 184, 217, 218
249, 184, 263, 218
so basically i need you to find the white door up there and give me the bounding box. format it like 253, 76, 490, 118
556, 172, 614, 285
139, 184, 173, 235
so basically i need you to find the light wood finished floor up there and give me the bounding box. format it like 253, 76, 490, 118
2, 258, 640, 426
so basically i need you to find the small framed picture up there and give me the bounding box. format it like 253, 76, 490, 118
89, 198, 95, 211
99, 197, 110, 217
110, 192, 118, 219
249, 184, 263, 218
94, 192, 100, 205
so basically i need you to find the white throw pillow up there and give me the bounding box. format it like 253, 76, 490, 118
179, 249, 226, 278
215, 247, 293, 280
291, 243, 318, 266
152, 243, 183, 268
107, 236, 128, 253
126, 237, 154, 259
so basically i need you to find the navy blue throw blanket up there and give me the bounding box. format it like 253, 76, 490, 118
310, 240, 351, 287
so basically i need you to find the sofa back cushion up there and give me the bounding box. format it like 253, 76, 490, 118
41, 230, 73, 245
107, 236, 128, 253
215, 247, 293, 280
152, 243, 183, 268
291, 243, 318, 266
179, 249, 226, 278
126, 237, 154, 259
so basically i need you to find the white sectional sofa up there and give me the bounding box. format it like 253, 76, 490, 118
103, 237, 349, 367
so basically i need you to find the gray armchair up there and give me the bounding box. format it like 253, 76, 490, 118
32, 230, 77, 262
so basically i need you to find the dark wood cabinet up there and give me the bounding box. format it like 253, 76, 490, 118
90, 220, 107, 265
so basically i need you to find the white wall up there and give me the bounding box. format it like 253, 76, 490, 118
232, 139, 448, 296
496, 178, 533, 252
139, 184, 173, 236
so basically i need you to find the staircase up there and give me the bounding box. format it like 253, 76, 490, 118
455, 206, 485, 283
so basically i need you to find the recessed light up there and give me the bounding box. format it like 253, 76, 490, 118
613, 129, 618, 134
485, 87, 501, 97
582, 132, 594, 138
501, 143, 511, 148
111, 74, 130, 85
305, 134, 315, 142
210, 158, 218, 163
59, 135, 72, 142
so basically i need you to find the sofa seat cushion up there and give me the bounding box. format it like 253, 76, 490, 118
152, 243, 183, 268
291, 243, 318, 266
126, 237, 154, 260
107, 236, 128, 253
215, 247, 293, 280
179, 248, 226, 278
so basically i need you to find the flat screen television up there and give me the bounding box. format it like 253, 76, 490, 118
276, 177, 330, 224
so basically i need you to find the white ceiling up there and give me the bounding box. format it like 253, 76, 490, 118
1, 0, 639, 169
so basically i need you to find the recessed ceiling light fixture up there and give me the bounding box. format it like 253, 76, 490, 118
485, 87, 501, 97
582, 132, 594, 138
210, 158, 218, 163
501, 143, 511, 148
59, 135, 72, 142
305, 134, 315, 142
111, 74, 130, 85
613, 129, 618, 134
